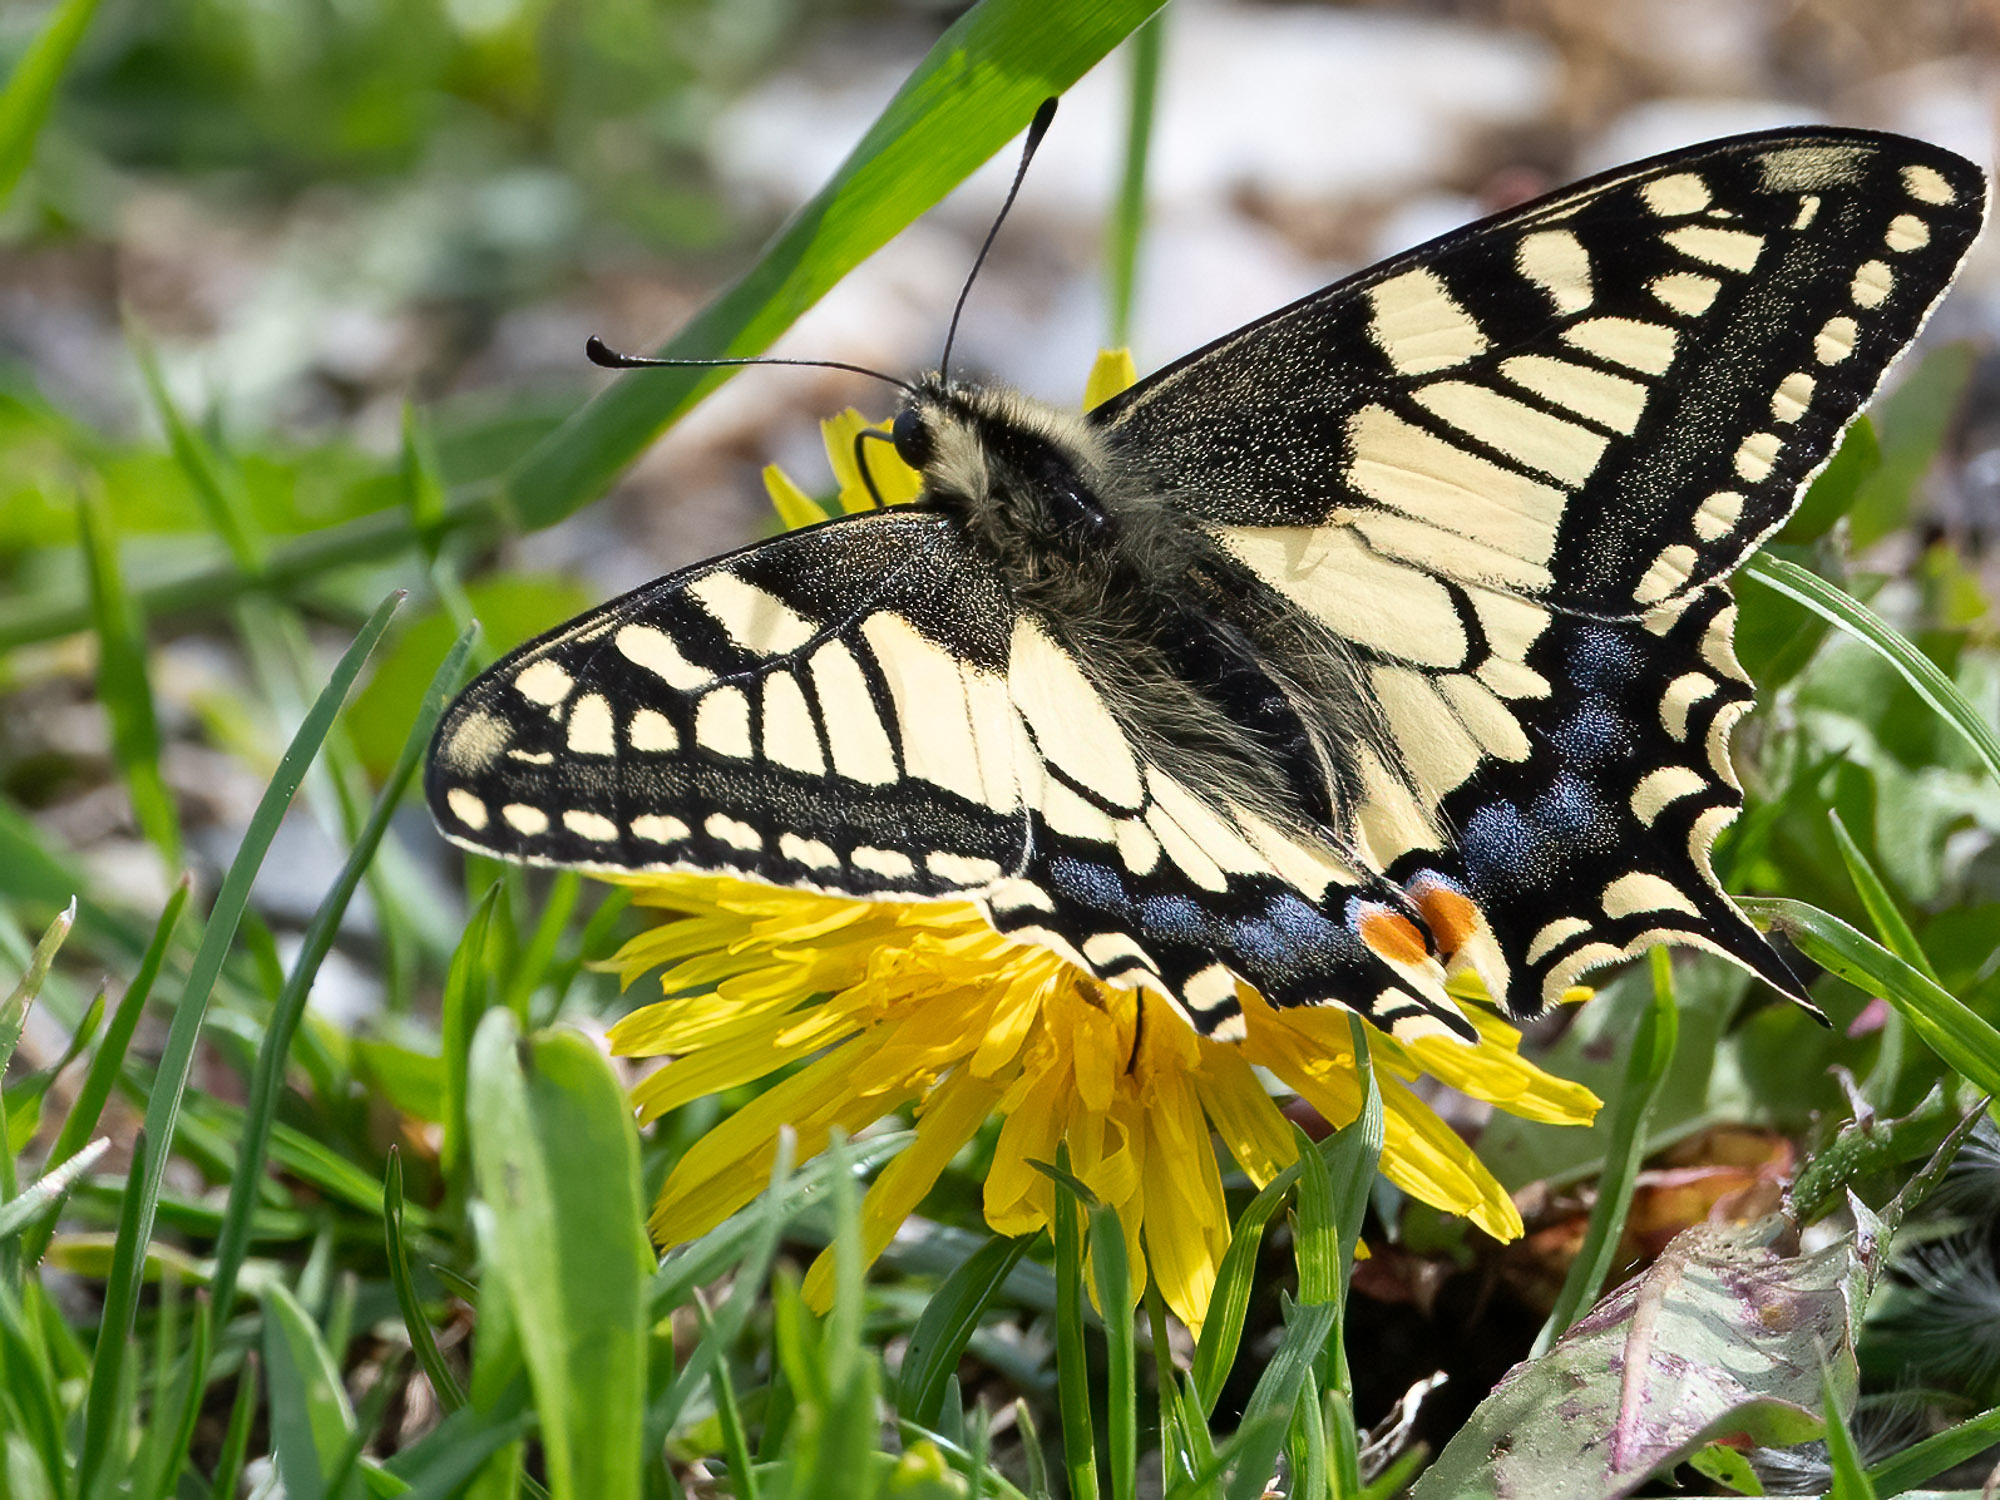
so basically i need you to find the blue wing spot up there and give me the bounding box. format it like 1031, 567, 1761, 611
1139, 893, 1212, 944
1047, 855, 1130, 916
1533, 772, 1615, 848
1565, 626, 1642, 691
1462, 801, 1548, 892
1550, 699, 1629, 765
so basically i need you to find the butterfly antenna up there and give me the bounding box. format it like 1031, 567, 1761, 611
585, 337, 920, 399
939, 96, 1059, 384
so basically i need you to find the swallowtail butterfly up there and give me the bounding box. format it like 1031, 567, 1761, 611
426, 120, 1984, 1044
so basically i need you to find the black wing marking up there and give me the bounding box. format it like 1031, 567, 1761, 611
1093, 128, 1984, 618
427, 509, 1479, 1041
426, 511, 1033, 898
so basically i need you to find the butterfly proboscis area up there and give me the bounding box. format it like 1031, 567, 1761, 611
428, 124, 1985, 1045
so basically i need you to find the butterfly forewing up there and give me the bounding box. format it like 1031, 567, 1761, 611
427, 512, 1034, 897
1095, 128, 1984, 616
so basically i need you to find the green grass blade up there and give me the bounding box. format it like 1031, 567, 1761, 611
1089, 1203, 1138, 1500
1051, 1146, 1100, 1500
0, 0, 100, 207
384, 1149, 468, 1414
1, 899, 73, 1083
1823, 1367, 1878, 1500
206, 619, 474, 1327
801, 1135, 879, 1500
649, 1132, 796, 1443
694, 1298, 761, 1500
30, 875, 186, 1226
1221, 1300, 1339, 1500
1828, 811, 1930, 1109
1533, 949, 1680, 1355
897, 1233, 1032, 1427
78, 1129, 150, 1500
1191, 1158, 1304, 1416
209, 1358, 260, 1500
264, 1279, 359, 1500
0, 1137, 106, 1242
104, 591, 402, 1377
136, 1295, 208, 1500
1744, 897, 2000, 1096
0, 1277, 68, 1495
1105, 13, 1163, 349
468, 1011, 651, 1500
130, 329, 265, 572
1826, 813, 1937, 982
78, 485, 181, 865
1742, 554, 2000, 786
502, 0, 1166, 531
1292, 1123, 1339, 1308
440, 879, 503, 1196
1867, 1402, 2000, 1495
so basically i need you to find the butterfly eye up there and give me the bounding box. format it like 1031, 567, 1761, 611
892, 408, 935, 470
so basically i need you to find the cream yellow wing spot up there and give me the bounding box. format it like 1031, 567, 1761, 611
1663, 224, 1763, 273
1411, 382, 1609, 487
1366, 267, 1489, 375
809, 640, 897, 785
565, 694, 615, 756
615, 624, 710, 690
694, 686, 753, 758
1560, 317, 1678, 376
759, 673, 825, 775
1009, 618, 1144, 811
1515, 229, 1592, 314
687, 572, 817, 654
513, 659, 574, 707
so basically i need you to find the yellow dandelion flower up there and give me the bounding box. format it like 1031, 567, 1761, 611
603, 354, 1601, 1332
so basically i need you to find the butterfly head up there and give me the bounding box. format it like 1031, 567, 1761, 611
891, 375, 1128, 568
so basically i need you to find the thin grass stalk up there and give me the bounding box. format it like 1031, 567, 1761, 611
103, 592, 401, 1388
1532, 949, 1680, 1355
1827, 811, 1933, 1109
1106, 13, 1163, 349
204, 620, 473, 1332
1051, 1144, 1101, 1500
1743, 553, 2000, 785
21, 878, 188, 1266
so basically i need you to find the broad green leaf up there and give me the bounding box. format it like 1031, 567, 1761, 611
1409, 1212, 1882, 1500
468, 1011, 651, 1500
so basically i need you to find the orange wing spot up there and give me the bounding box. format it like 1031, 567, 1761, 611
1358, 907, 1430, 966
1413, 884, 1480, 957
